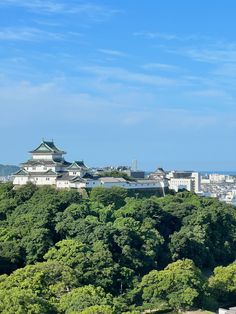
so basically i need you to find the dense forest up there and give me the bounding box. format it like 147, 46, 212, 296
0, 183, 236, 313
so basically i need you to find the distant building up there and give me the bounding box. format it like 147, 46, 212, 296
149, 168, 166, 180
124, 169, 145, 179
0, 176, 13, 183
13, 140, 88, 187
209, 173, 226, 183
167, 170, 201, 193
13, 140, 167, 191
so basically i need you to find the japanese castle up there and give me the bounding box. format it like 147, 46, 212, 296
13, 140, 167, 191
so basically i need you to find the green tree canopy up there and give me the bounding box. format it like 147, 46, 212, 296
0, 287, 55, 314
80, 305, 114, 314
0, 261, 78, 304
59, 285, 113, 313
90, 186, 128, 209
139, 259, 204, 310
208, 262, 236, 305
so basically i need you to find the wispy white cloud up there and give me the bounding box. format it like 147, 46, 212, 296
142, 63, 179, 71
80, 65, 180, 87
187, 89, 232, 99
181, 47, 236, 63
0, 0, 120, 21
0, 0, 64, 13
0, 27, 85, 43
213, 63, 236, 78
98, 49, 127, 57
0, 76, 222, 132
33, 19, 63, 27
0, 27, 63, 41
133, 31, 208, 42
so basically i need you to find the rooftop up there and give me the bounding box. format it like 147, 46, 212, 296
30, 140, 66, 154
67, 161, 87, 169
99, 177, 127, 183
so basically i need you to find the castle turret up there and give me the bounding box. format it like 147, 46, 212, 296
30, 140, 66, 161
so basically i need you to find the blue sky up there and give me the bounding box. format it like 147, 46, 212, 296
1, 0, 236, 170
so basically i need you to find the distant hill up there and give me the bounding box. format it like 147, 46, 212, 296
0, 164, 19, 176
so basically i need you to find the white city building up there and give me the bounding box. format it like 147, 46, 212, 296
209, 173, 226, 183
167, 171, 201, 193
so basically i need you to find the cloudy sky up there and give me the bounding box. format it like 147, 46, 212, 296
1, 0, 236, 170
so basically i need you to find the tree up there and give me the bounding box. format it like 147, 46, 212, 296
14, 183, 37, 204
169, 204, 236, 268
112, 216, 164, 274
208, 262, 236, 304
44, 239, 118, 291
80, 305, 114, 314
90, 187, 128, 209
59, 285, 113, 313
0, 287, 55, 314
0, 261, 78, 305
139, 259, 204, 310
0, 240, 23, 273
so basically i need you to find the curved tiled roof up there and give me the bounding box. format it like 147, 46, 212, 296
21, 159, 71, 167
30, 141, 66, 154
14, 169, 29, 176
67, 161, 87, 169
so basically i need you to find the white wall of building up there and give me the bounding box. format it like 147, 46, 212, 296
167, 171, 200, 193
57, 180, 70, 189
32, 153, 63, 160
68, 170, 86, 177
24, 165, 56, 172
209, 174, 226, 183
169, 178, 192, 192
13, 176, 29, 185
192, 172, 200, 193
201, 178, 210, 184
29, 176, 57, 185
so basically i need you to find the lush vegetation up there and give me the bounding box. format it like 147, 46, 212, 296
0, 183, 236, 313
97, 170, 134, 181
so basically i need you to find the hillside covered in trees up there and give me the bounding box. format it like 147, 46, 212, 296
0, 164, 19, 176
0, 183, 236, 313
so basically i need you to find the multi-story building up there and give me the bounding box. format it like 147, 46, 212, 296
13, 140, 168, 192
167, 171, 201, 194
13, 140, 88, 186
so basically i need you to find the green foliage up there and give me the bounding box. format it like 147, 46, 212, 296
0, 184, 235, 312
98, 170, 132, 180
90, 186, 128, 208
139, 259, 204, 310
14, 183, 37, 204
169, 203, 236, 268
0, 261, 78, 304
59, 285, 113, 313
208, 262, 236, 305
80, 305, 114, 314
0, 240, 23, 273
0, 287, 55, 314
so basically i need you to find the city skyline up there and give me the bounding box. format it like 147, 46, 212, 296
1, 0, 236, 170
